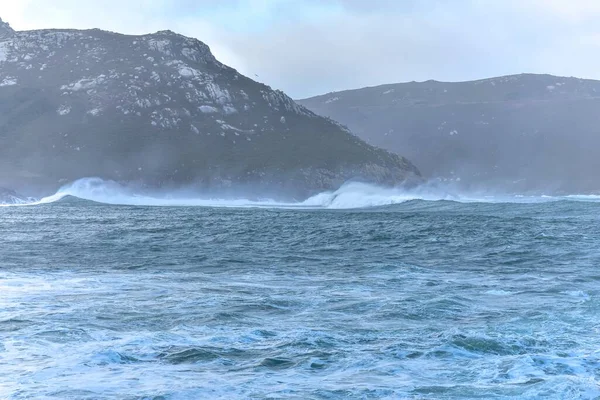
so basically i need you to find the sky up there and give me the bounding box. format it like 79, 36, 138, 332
1, 0, 599, 98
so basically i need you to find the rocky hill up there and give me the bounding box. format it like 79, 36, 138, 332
299, 74, 600, 193
0, 17, 419, 198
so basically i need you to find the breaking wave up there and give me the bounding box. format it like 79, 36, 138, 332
2, 178, 600, 209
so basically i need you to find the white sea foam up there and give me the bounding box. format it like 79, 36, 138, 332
3, 178, 600, 209
32, 178, 291, 208
565, 194, 600, 201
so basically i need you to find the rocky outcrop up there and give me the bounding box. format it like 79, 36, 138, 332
0, 17, 14, 40
0, 17, 419, 198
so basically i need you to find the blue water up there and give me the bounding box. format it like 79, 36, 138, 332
2, 185, 600, 399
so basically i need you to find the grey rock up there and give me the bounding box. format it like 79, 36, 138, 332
299, 74, 600, 194
0, 17, 14, 40
0, 19, 419, 198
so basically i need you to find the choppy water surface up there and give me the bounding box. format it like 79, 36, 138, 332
2, 195, 600, 399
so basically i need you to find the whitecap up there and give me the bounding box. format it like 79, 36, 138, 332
4, 177, 600, 209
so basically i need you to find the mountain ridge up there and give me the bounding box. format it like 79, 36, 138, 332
298, 73, 600, 193
300, 73, 600, 100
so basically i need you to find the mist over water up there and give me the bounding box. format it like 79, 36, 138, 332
4, 177, 600, 209
3, 2, 600, 398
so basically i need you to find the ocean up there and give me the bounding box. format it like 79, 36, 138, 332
2, 180, 600, 399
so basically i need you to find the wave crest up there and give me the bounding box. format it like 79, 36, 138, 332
2, 178, 600, 209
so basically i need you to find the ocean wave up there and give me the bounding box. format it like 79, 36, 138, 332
2, 178, 600, 209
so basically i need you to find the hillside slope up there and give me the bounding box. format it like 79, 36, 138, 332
0, 18, 419, 198
299, 74, 600, 193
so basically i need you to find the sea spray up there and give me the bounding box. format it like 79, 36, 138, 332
3, 177, 600, 209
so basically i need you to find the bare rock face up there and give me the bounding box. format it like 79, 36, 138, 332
0, 18, 419, 198
299, 74, 600, 194
0, 17, 14, 40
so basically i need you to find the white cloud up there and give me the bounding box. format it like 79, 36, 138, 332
0, 1, 32, 28
519, 0, 600, 22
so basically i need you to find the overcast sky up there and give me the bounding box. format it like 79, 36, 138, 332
1, 0, 599, 98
